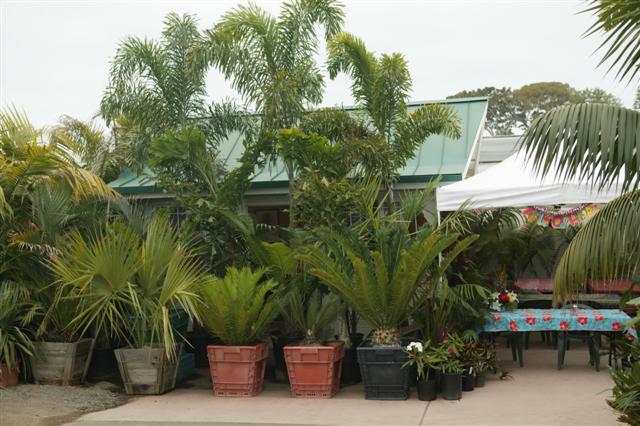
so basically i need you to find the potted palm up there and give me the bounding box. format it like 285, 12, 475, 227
300, 197, 476, 400
403, 340, 447, 401
440, 335, 464, 400
51, 214, 206, 394
0, 285, 37, 387
280, 289, 344, 398
201, 267, 280, 397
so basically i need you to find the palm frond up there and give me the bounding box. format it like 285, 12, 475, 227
583, 0, 640, 83
553, 190, 640, 302
520, 103, 640, 192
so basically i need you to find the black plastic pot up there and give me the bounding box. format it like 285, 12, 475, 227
357, 342, 409, 400
475, 371, 486, 387
441, 372, 462, 400
417, 379, 437, 401
340, 347, 362, 385
462, 371, 476, 392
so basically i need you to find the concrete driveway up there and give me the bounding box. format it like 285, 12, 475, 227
68, 341, 620, 426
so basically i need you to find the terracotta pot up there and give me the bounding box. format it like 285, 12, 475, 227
284, 340, 344, 398
0, 363, 19, 387
207, 342, 268, 397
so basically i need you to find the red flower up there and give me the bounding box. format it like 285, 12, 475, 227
499, 294, 510, 303
577, 317, 588, 326
543, 315, 552, 322
493, 314, 501, 321
525, 317, 536, 326
594, 315, 604, 321
612, 322, 621, 331
626, 333, 634, 342
509, 320, 518, 331
559, 321, 569, 330
448, 346, 455, 354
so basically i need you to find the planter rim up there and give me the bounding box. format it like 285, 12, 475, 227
284, 340, 344, 349
207, 341, 267, 349
35, 337, 94, 345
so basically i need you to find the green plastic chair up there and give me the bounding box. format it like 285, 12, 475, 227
557, 304, 601, 371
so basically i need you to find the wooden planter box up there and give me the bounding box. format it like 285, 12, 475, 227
207, 342, 267, 397
114, 344, 182, 395
284, 340, 345, 398
31, 339, 95, 385
1, 362, 19, 387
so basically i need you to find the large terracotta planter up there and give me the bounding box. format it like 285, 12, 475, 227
0, 363, 19, 387
284, 340, 344, 398
207, 342, 267, 397
114, 344, 182, 395
31, 338, 95, 385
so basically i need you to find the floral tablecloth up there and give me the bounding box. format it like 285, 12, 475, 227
482, 309, 638, 341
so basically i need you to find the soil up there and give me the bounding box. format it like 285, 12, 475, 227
0, 383, 128, 426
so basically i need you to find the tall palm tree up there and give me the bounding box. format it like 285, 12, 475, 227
326, 33, 462, 205
190, 0, 345, 217
100, 12, 207, 167
519, 0, 640, 300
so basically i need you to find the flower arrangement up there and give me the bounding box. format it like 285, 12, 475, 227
489, 288, 518, 312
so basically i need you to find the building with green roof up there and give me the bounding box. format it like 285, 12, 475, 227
109, 97, 488, 222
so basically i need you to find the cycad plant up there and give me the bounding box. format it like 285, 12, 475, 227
50, 214, 207, 359
200, 267, 280, 346
299, 194, 476, 346
280, 289, 343, 345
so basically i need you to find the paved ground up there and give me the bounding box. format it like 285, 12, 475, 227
68, 341, 620, 426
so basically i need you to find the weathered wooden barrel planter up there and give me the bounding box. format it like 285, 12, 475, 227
31, 338, 95, 385
114, 344, 182, 395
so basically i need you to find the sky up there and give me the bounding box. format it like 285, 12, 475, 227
1, 0, 638, 129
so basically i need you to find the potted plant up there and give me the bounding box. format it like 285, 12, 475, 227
300, 200, 476, 400
0, 285, 37, 387
201, 267, 280, 397
280, 289, 344, 398
475, 340, 497, 387
403, 340, 447, 401
440, 335, 464, 400
51, 214, 206, 394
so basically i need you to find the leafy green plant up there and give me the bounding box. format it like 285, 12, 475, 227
440, 334, 465, 374
0, 283, 38, 377
299, 192, 476, 346
50, 214, 207, 359
608, 342, 640, 426
200, 267, 280, 346
402, 340, 447, 381
279, 289, 343, 345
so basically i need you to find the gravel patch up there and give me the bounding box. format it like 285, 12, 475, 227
0, 383, 128, 426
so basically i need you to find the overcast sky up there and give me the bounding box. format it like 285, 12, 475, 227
1, 0, 637, 129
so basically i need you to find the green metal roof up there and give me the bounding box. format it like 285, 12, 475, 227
109, 97, 488, 194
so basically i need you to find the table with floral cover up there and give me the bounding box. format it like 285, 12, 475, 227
482, 308, 638, 341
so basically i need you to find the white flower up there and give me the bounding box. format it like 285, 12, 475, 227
406, 341, 423, 352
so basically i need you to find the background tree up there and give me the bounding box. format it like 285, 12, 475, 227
100, 12, 207, 168
450, 82, 623, 134
448, 87, 517, 136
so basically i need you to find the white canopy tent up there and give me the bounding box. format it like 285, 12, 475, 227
436, 151, 624, 211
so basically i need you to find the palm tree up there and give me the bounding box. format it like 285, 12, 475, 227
190, 0, 345, 218
519, 0, 640, 300
326, 32, 462, 204
100, 12, 208, 167
0, 108, 114, 291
